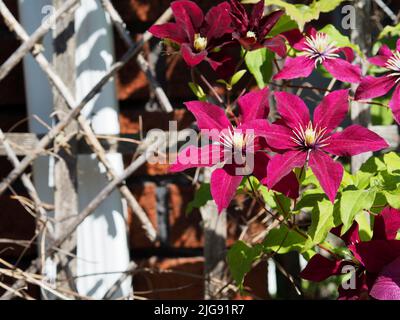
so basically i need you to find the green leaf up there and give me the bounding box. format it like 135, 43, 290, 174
359, 155, 386, 174
383, 152, 400, 175
188, 82, 206, 101
230, 69, 247, 87
269, 14, 298, 36
263, 224, 307, 254
340, 189, 376, 234
319, 24, 363, 57
379, 23, 400, 39
186, 183, 212, 214
294, 189, 325, 211
227, 241, 263, 288
371, 103, 394, 126
308, 200, 335, 245
245, 48, 274, 88
355, 212, 373, 241
384, 190, 400, 209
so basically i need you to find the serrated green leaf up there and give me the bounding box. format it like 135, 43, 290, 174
227, 241, 263, 288
263, 224, 307, 254
319, 24, 363, 57
186, 183, 212, 214
308, 200, 334, 245
245, 48, 273, 88
340, 189, 376, 234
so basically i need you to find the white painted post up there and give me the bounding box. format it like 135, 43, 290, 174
74, 0, 131, 299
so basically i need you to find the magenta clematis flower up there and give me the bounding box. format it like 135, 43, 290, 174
169, 88, 299, 213
355, 40, 400, 125
301, 207, 400, 300
274, 28, 361, 83
149, 1, 232, 70
258, 90, 388, 203
229, 0, 286, 56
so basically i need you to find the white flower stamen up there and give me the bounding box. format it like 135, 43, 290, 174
219, 127, 255, 152
246, 31, 257, 40
303, 32, 339, 67
385, 51, 400, 83
194, 33, 207, 52
291, 122, 330, 149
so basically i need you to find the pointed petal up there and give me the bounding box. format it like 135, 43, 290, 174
273, 56, 315, 80
259, 10, 284, 39
238, 88, 269, 122
266, 150, 307, 189
181, 43, 207, 67
149, 23, 187, 44
250, 0, 265, 29
185, 100, 231, 132
254, 122, 297, 151
253, 152, 299, 199
389, 85, 400, 125
300, 254, 345, 282
336, 47, 355, 62
211, 168, 243, 213
229, 0, 249, 34
372, 207, 400, 241
323, 58, 361, 83
169, 144, 222, 172
350, 240, 400, 273
274, 91, 310, 128
331, 222, 360, 246
314, 89, 350, 133
355, 75, 396, 101
282, 29, 304, 48
368, 45, 393, 67
263, 36, 287, 57
309, 150, 343, 203
205, 2, 232, 41
171, 0, 204, 40
324, 125, 389, 157
370, 256, 400, 300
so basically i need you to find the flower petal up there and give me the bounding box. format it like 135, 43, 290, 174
263, 36, 287, 57
314, 89, 349, 133
250, 0, 265, 29
259, 10, 284, 39
253, 152, 299, 199
204, 2, 232, 41
324, 125, 389, 157
331, 222, 360, 246
169, 144, 222, 172
211, 168, 243, 213
372, 207, 400, 241
274, 91, 310, 128
336, 47, 355, 62
185, 100, 231, 132
149, 23, 187, 44
238, 88, 269, 123
273, 56, 315, 80
368, 45, 393, 67
355, 75, 396, 101
171, 0, 204, 41
300, 254, 345, 282
229, 0, 249, 34
181, 43, 207, 67
370, 256, 400, 300
254, 122, 297, 151
350, 240, 400, 273
266, 150, 307, 190
323, 58, 361, 83
309, 150, 343, 203
389, 84, 400, 125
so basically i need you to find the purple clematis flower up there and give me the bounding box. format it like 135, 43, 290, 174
169, 88, 299, 213
355, 40, 400, 125
301, 207, 400, 300
274, 28, 361, 83
229, 0, 286, 56
258, 90, 388, 203
149, 0, 232, 70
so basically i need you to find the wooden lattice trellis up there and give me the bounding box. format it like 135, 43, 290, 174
0, 0, 399, 301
